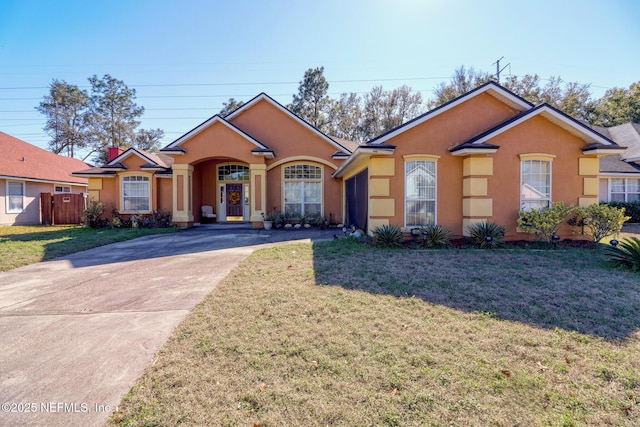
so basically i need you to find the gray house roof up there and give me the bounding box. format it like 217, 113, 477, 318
598, 123, 640, 174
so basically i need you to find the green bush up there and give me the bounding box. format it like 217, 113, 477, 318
602, 201, 640, 223
568, 204, 630, 243
606, 237, 640, 271
517, 202, 573, 242
466, 221, 506, 248
82, 201, 108, 228
372, 224, 403, 248
420, 224, 452, 248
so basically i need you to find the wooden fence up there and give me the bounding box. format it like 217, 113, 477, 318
40, 193, 86, 225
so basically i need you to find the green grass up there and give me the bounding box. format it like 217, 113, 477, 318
110, 240, 640, 426
0, 225, 178, 272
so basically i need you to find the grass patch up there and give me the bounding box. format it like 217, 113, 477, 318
0, 225, 178, 272
110, 241, 640, 426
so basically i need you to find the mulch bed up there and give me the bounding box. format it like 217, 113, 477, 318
401, 237, 598, 250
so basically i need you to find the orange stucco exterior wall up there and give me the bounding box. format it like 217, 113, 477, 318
363, 91, 600, 240
156, 178, 172, 212
176, 123, 261, 166
487, 116, 588, 238
381, 93, 521, 236
89, 153, 174, 220
229, 99, 345, 221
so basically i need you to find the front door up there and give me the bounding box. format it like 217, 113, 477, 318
225, 183, 244, 221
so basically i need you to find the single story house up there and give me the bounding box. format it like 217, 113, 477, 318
73, 82, 626, 240
1, 132, 89, 225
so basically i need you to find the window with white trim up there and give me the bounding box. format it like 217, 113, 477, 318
218, 164, 249, 181
405, 160, 436, 226
611, 178, 640, 202
55, 185, 71, 193
521, 160, 551, 211
7, 181, 25, 213
283, 164, 322, 217
122, 176, 150, 211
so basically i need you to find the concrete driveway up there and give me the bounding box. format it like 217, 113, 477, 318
0, 225, 336, 427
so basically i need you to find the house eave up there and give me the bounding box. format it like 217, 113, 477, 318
0, 174, 89, 186
582, 147, 627, 156
332, 146, 395, 178
251, 150, 275, 159
449, 148, 499, 157
71, 172, 117, 178
159, 149, 185, 155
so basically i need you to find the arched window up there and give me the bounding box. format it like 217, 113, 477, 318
283, 164, 322, 217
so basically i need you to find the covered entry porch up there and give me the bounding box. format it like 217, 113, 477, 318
171, 158, 267, 227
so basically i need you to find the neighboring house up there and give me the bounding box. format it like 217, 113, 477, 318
0, 132, 89, 225
73, 82, 625, 240
596, 123, 640, 203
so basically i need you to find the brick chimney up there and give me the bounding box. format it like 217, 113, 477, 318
108, 147, 124, 162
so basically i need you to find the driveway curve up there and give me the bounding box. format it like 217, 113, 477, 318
0, 225, 335, 427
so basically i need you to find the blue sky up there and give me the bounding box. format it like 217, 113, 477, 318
1, 0, 639, 156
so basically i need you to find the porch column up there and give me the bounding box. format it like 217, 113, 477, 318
462, 156, 494, 236
249, 163, 267, 224
172, 163, 194, 226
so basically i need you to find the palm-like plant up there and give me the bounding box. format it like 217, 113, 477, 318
606, 237, 640, 271
466, 221, 506, 248
372, 224, 403, 248
420, 224, 452, 248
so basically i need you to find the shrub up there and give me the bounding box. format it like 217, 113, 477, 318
82, 201, 108, 228
517, 202, 573, 242
606, 237, 640, 271
372, 224, 403, 248
420, 224, 452, 248
602, 201, 640, 223
466, 221, 506, 248
568, 204, 630, 243
148, 209, 173, 228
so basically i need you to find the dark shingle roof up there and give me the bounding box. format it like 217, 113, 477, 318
600, 155, 640, 173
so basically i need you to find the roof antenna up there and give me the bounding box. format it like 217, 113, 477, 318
492, 56, 511, 84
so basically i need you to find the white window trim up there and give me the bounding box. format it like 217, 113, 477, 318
609, 177, 640, 202
6, 180, 26, 214
282, 163, 323, 217
217, 163, 250, 182
404, 160, 438, 227
54, 185, 72, 194
520, 159, 552, 211
121, 175, 151, 213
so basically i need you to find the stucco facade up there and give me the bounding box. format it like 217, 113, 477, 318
74, 82, 624, 240
333, 82, 623, 239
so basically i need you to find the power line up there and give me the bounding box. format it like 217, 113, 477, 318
0, 76, 450, 91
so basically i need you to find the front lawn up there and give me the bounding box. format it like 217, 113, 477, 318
110, 241, 640, 426
0, 225, 178, 272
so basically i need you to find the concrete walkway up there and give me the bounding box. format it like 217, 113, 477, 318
0, 226, 336, 427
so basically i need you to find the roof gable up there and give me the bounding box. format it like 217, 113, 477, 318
450, 104, 622, 154
106, 147, 171, 168
368, 81, 534, 145
225, 93, 352, 154
0, 131, 89, 185
161, 115, 269, 152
